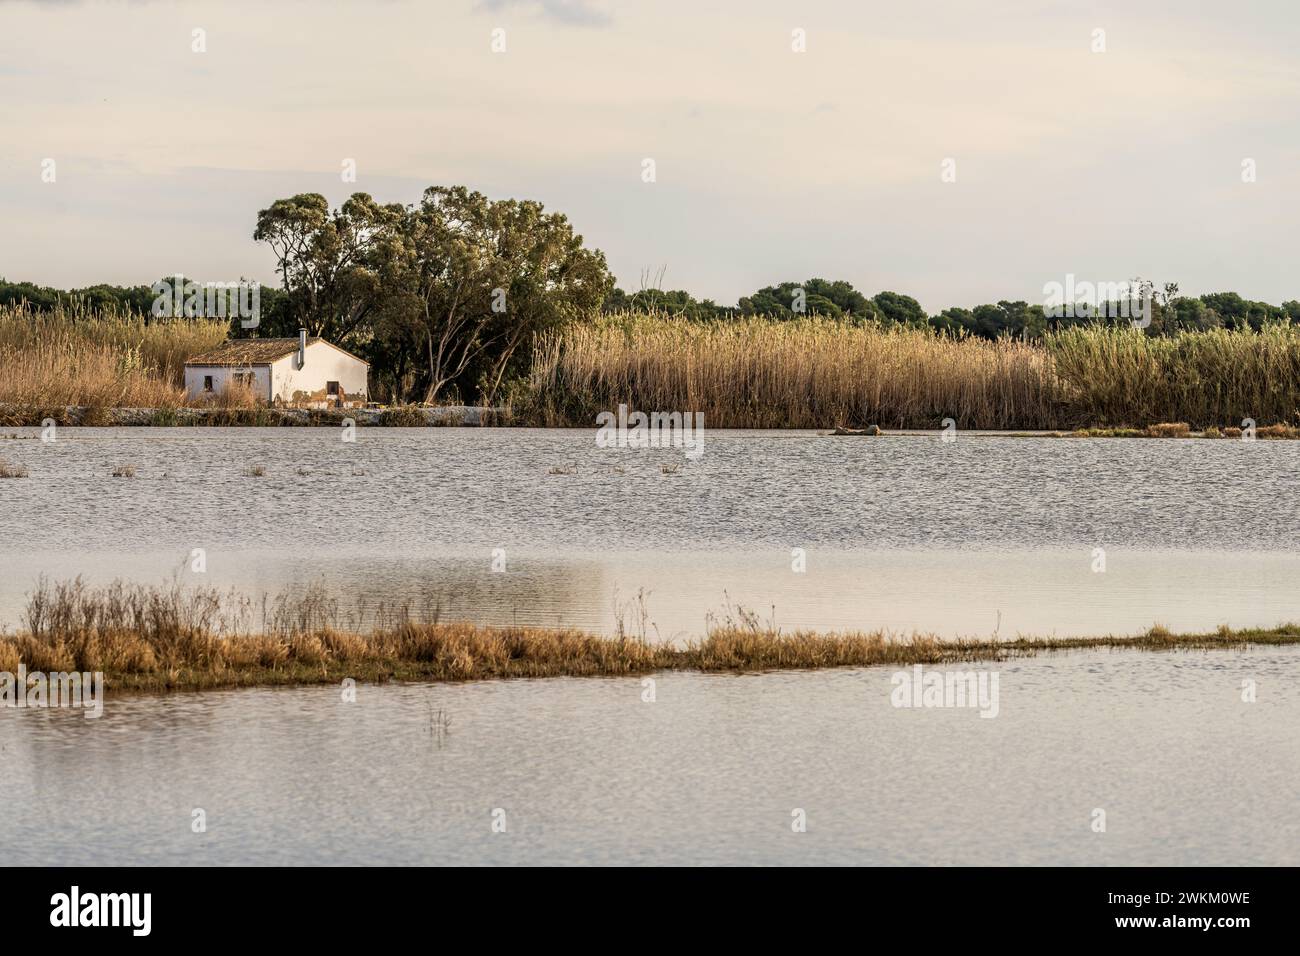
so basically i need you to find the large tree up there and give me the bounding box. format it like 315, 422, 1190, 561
253, 192, 405, 342
374, 186, 611, 404
254, 187, 610, 404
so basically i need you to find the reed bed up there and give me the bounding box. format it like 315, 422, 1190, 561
523, 313, 1300, 430
5, 304, 1300, 430
0, 304, 227, 420
3, 578, 1297, 694
1047, 324, 1300, 427
525, 314, 1058, 429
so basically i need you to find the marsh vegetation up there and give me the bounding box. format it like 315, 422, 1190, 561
522, 314, 1300, 430
5, 304, 1300, 432
5, 578, 1298, 695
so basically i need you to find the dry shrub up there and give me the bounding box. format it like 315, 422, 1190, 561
1146, 422, 1191, 438
1257, 423, 1298, 439
376, 406, 427, 427
204, 377, 259, 410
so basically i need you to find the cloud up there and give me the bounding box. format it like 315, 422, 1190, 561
475, 0, 612, 28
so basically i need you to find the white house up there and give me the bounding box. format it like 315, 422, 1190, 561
183, 331, 369, 408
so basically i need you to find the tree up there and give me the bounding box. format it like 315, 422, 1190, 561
472, 193, 612, 402
1199, 291, 1249, 329
603, 287, 730, 320
253, 192, 405, 342
871, 291, 926, 327
379, 186, 611, 405
737, 278, 872, 319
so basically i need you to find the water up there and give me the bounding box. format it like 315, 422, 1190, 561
1, 426, 1297, 865
2, 648, 1296, 865
1, 427, 1298, 638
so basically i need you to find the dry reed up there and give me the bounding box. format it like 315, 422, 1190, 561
4, 578, 1297, 695
0, 304, 228, 421
523, 313, 1300, 430
525, 313, 1058, 429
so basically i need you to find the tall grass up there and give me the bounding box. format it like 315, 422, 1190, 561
525, 313, 1058, 429
1047, 324, 1300, 427
6, 304, 1300, 430
3, 578, 1297, 694
523, 313, 1300, 429
0, 304, 227, 417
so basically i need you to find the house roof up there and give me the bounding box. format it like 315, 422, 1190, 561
184, 337, 369, 367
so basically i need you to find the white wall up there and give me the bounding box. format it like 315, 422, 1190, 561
183, 364, 271, 402
270, 342, 369, 406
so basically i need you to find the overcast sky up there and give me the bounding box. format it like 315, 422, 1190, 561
2, 0, 1299, 311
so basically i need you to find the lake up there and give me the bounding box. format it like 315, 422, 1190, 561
1, 426, 1297, 864
2, 427, 1299, 638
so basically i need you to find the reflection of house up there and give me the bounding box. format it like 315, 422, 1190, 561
183, 330, 369, 408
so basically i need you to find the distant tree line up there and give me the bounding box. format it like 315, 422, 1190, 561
603, 278, 1300, 337
8, 186, 1300, 404
0, 277, 289, 330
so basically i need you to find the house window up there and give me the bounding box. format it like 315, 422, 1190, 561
203, 375, 213, 392
326, 381, 340, 396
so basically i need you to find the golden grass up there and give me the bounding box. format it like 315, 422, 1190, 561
3, 578, 1297, 695
522, 313, 1300, 430
0, 304, 228, 421
525, 313, 1057, 429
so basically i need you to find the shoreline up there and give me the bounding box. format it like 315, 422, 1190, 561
0, 405, 1296, 438
0, 404, 502, 428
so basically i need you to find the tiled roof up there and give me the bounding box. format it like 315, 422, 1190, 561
185, 338, 316, 365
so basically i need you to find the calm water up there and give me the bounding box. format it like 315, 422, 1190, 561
1, 427, 1299, 637
1, 426, 1298, 865
2, 648, 1296, 865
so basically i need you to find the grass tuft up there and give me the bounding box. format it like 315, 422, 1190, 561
0, 458, 30, 478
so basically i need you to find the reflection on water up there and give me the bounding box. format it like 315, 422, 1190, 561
1, 427, 1298, 637
2, 648, 1295, 865
3, 547, 1299, 639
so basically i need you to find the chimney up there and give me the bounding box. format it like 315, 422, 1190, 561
298, 329, 307, 369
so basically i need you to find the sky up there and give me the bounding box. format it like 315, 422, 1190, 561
2, 0, 1300, 312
